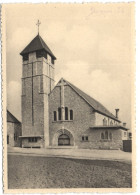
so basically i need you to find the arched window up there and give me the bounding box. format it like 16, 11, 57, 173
101, 132, 104, 139
103, 118, 107, 126
70, 110, 73, 120
65, 107, 68, 120
105, 131, 108, 139
103, 118, 105, 126
109, 132, 112, 140
54, 111, 57, 121
58, 107, 61, 120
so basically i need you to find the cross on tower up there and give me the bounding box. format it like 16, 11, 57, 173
36, 20, 41, 35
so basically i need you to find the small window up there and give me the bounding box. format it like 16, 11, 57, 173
28, 137, 37, 142
85, 136, 88, 141
58, 107, 61, 120
65, 107, 68, 120
124, 132, 127, 137
54, 111, 57, 121
70, 110, 73, 120
82, 136, 88, 141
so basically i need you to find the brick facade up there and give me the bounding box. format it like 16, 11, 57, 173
7, 122, 21, 147
49, 82, 123, 149
21, 51, 54, 148
19, 34, 127, 150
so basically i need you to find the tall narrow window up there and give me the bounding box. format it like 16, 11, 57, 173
65, 107, 68, 120
58, 107, 61, 120
29, 137, 31, 142
7, 135, 9, 144
70, 110, 73, 120
34, 137, 37, 142
101, 132, 104, 139
103, 118, 105, 126
105, 131, 108, 139
14, 133, 17, 141
54, 111, 57, 121
85, 136, 88, 141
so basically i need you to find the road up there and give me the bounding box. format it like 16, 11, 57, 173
8, 146, 132, 163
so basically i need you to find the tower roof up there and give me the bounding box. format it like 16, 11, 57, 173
20, 34, 56, 60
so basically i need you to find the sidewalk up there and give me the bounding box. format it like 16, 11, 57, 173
8, 146, 132, 163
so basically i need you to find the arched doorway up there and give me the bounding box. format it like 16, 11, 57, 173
52, 129, 74, 146
58, 134, 70, 146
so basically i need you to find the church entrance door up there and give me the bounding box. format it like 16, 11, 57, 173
58, 134, 70, 146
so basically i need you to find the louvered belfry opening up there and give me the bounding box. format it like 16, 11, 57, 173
36, 49, 47, 59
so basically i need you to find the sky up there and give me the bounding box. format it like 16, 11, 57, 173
5, 3, 134, 129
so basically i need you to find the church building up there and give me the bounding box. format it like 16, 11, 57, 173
19, 32, 128, 150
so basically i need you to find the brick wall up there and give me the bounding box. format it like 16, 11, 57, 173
7, 122, 22, 147
49, 84, 122, 149
7, 122, 15, 147
22, 138, 44, 148
21, 52, 52, 147
14, 123, 22, 147
95, 112, 119, 126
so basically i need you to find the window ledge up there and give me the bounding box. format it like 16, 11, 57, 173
52, 120, 73, 123
100, 139, 112, 142
81, 140, 89, 142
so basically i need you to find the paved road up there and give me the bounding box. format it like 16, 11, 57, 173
8, 147, 132, 163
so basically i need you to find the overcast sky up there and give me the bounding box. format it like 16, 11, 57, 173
5, 3, 134, 128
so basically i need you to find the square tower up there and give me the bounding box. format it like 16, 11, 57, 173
20, 34, 56, 148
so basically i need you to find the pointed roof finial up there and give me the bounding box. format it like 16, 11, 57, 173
36, 20, 41, 35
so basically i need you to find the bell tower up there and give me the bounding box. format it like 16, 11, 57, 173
20, 32, 56, 148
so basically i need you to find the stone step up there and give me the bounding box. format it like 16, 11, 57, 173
47, 146, 78, 149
